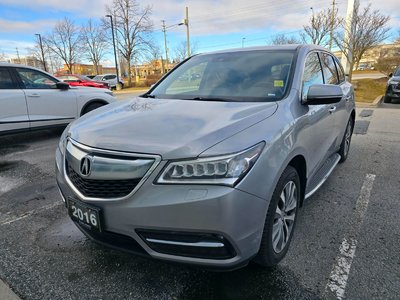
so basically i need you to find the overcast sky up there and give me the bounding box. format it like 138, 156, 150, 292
0, 0, 399, 66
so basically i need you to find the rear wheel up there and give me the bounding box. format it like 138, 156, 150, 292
254, 166, 300, 267
82, 102, 104, 115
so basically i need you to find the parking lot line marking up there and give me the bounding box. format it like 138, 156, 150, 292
325, 173, 376, 299
0, 202, 62, 226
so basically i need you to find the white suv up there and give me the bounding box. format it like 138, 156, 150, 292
0, 64, 116, 135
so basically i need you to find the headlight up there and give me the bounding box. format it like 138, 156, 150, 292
157, 142, 265, 186
58, 125, 71, 155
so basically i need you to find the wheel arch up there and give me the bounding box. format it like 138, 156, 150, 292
80, 99, 108, 116
287, 155, 307, 207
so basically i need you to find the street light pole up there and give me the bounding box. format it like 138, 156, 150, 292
35, 34, 47, 72
161, 20, 169, 74
106, 14, 121, 90
185, 7, 190, 58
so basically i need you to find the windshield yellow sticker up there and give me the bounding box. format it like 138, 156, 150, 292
274, 80, 284, 87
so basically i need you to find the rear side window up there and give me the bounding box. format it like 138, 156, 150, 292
302, 52, 324, 99
333, 57, 346, 82
0, 68, 16, 89
320, 53, 339, 84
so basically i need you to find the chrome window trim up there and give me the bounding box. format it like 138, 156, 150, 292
63, 138, 162, 202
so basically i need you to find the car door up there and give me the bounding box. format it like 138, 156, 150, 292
319, 52, 351, 149
301, 51, 337, 177
105, 75, 116, 87
14, 67, 78, 129
0, 67, 29, 133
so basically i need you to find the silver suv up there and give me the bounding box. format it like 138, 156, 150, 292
56, 45, 355, 270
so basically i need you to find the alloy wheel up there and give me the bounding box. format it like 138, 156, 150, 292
272, 181, 297, 253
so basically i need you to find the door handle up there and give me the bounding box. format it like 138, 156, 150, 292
27, 93, 40, 97
328, 106, 336, 113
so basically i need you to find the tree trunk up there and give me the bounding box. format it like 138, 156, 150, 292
127, 59, 132, 87
348, 62, 354, 82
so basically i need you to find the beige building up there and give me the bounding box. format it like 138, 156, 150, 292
333, 43, 400, 69
133, 59, 176, 78
56, 63, 117, 76
10, 56, 43, 69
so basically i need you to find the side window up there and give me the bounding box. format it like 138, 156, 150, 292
16, 68, 57, 89
320, 53, 339, 85
302, 52, 324, 99
333, 57, 345, 83
0, 68, 16, 89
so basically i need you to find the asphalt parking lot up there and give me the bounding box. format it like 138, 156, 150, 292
1, 106, 400, 299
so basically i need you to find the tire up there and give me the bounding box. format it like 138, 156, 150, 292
254, 166, 300, 267
82, 102, 104, 115
383, 95, 392, 103
338, 117, 354, 163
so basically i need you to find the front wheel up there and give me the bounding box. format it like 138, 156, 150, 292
338, 117, 354, 163
254, 166, 300, 267
82, 102, 104, 115
383, 95, 392, 103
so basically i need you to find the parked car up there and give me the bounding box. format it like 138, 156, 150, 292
56, 45, 355, 270
93, 74, 124, 89
57, 74, 109, 89
0, 64, 116, 135
85, 75, 96, 79
384, 66, 400, 103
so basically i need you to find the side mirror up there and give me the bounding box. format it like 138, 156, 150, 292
304, 84, 343, 105
388, 73, 393, 78
56, 82, 70, 90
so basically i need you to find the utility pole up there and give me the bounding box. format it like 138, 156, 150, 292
341, 0, 359, 77
161, 20, 169, 74
105, 14, 121, 90
35, 33, 47, 72
185, 7, 190, 58
15, 48, 21, 64
329, 0, 336, 50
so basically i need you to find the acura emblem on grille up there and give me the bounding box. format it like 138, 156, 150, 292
80, 157, 92, 177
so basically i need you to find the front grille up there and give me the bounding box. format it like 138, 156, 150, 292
67, 162, 141, 198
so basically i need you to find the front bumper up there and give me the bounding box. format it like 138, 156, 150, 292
56, 147, 268, 270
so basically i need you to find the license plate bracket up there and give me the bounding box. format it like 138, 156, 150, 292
67, 197, 102, 232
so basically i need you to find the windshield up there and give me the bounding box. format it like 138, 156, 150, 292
394, 67, 400, 77
93, 75, 103, 81
77, 75, 92, 81
148, 50, 295, 102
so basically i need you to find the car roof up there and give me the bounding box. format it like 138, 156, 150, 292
199, 44, 327, 56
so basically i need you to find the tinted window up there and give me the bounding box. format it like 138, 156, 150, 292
394, 67, 400, 77
320, 53, 339, 84
16, 68, 58, 89
0, 68, 16, 89
302, 52, 323, 99
150, 50, 295, 102
333, 57, 345, 82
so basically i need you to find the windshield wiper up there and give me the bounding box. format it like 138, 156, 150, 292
186, 96, 234, 102
141, 93, 156, 98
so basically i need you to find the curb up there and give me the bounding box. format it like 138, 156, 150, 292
114, 89, 148, 95
355, 95, 383, 108
0, 279, 21, 300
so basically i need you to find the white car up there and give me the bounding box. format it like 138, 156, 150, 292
0, 64, 116, 135
93, 74, 124, 89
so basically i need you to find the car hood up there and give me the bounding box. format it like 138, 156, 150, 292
68, 98, 277, 159
388, 76, 400, 84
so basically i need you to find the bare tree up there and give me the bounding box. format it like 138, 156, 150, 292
146, 43, 163, 73
105, 0, 153, 87
270, 34, 301, 45
375, 57, 400, 76
301, 8, 340, 46
333, 3, 390, 81
26, 38, 50, 71
0, 50, 8, 62
172, 40, 198, 63
45, 17, 81, 74
80, 19, 109, 75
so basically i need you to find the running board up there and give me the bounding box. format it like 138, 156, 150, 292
305, 153, 341, 199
